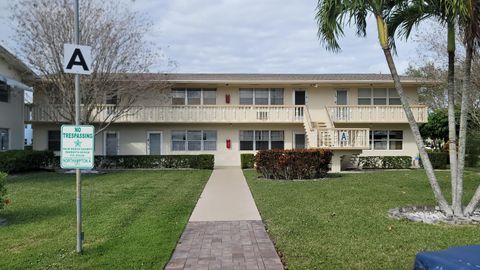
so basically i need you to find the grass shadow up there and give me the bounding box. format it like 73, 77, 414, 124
0, 205, 69, 226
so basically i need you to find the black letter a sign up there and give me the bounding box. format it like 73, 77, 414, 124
63, 44, 92, 75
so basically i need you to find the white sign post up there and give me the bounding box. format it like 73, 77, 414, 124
61, 125, 95, 169
63, 0, 93, 254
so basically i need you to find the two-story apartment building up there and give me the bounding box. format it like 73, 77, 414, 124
0, 45, 35, 151
26, 73, 428, 171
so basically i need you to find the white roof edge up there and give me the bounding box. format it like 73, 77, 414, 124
165, 79, 427, 84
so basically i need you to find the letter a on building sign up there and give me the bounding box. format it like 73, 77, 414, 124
63, 44, 92, 75
340, 131, 349, 143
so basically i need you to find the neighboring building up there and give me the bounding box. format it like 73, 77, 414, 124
0, 45, 35, 151
27, 73, 429, 171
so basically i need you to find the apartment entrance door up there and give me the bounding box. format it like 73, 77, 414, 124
294, 132, 306, 149
294, 90, 306, 119
148, 132, 162, 155
294, 90, 306, 105
105, 132, 118, 155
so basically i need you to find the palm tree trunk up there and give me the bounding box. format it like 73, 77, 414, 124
463, 44, 479, 215
383, 48, 452, 214
447, 23, 461, 216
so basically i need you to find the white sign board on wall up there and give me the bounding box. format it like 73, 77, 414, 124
63, 43, 92, 75
61, 125, 95, 169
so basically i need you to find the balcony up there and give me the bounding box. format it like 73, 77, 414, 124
326, 105, 428, 123
317, 128, 370, 149
25, 104, 306, 124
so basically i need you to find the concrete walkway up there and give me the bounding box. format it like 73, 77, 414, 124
165, 167, 283, 270
189, 167, 261, 221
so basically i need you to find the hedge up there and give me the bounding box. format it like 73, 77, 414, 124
0, 150, 54, 173
241, 154, 255, 169
0, 150, 214, 172
255, 149, 333, 180
359, 156, 412, 169
53, 154, 215, 170
427, 152, 449, 169
0, 172, 6, 210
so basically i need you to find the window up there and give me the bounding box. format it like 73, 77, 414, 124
255, 130, 269, 150
389, 130, 403, 150
0, 81, 10, 103
389, 88, 401, 105
240, 130, 254, 150
172, 130, 186, 151
106, 93, 118, 105
0, 128, 8, 151
370, 130, 403, 150
172, 130, 217, 151
373, 88, 387, 105
239, 88, 284, 105
240, 89, 254, 105
48, 130, 60, 151
372, 130, 388, 150
358, 88, 371, 105
172, 89, 186, 105
187, 88, 201, 105
203, 89, 216, 105
255, 89, 269, 105
203, 130, 217, 150
240, 130, 285, 151
270, 88, 284, 105
187, 130, 202, 151
172, 88, 217, 105
270, 131, 284, 149
358, 88, 401, 105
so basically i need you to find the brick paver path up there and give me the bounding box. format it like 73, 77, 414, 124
165, 221, 283, 270
165, 167, 284, 270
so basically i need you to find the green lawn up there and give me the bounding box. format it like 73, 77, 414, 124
245, 169, 480, 270
0, 170, 211, 269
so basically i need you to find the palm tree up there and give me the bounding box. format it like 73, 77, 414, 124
387, 0, 480, 216
387, 0, 465, 216
315, 0, 452, 215
460, 0, 480, 215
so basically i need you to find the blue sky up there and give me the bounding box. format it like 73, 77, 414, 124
0, 0, 422, 74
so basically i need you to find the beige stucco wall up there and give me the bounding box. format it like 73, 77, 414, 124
0, 60, 26, 150
32, 123, 305, 166
31, 81, 423, 167
336, 123, 418, 159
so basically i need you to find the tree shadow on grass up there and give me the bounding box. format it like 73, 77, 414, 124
0, 205, 69, 226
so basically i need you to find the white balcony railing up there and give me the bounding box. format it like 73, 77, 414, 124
327, 105, 428, 123
318, 128, 370, 149
25, 104, 306, 123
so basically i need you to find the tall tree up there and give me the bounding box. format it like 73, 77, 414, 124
315, 0, 452, 214
388, 0, 480, 216
11, 0, 171, 134
388, 0, 466, 215
460, 0, 480, 215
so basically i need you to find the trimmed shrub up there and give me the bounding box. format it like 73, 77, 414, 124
0, 172, 6, 210
359, 156, 412, 169
0, 150, 54, 173
428, 152, 449, 169
241, 154, 255, 169
255, 149, 333, 180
